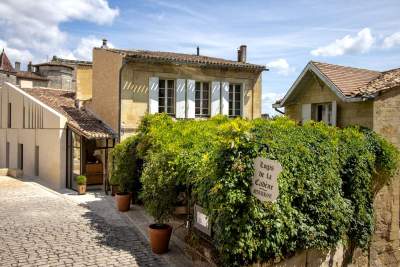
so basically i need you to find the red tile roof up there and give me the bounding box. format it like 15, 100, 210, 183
105, 48, 266, 71
311, 61, 381, 97
23, 87, 115, 139
0, 49, 16, 73
360, 68, 400, 95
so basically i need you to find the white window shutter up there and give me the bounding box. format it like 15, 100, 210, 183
211, 81, 221, 116
176, 79, 186, 118
301, 103, 312, 124
187, 79, 195, 118
221, 81, 229, 116
148, 77, 159, 114
331, 101, 337, 126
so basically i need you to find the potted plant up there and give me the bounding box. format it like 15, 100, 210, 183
75, 175, 87, 195
140, 152, 177, 254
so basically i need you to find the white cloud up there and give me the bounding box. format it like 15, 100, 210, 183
311, 28, 375, 56
266, 58, 294, 76
72, 36, 114, 60
383, 32, 400, 48
0, 0, 118, 64
262, 92, 284, 116
0, 39, 33, 63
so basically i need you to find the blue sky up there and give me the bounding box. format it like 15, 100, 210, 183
1, 0, 400, 114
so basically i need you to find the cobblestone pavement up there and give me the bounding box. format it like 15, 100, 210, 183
0, 176, 168, 267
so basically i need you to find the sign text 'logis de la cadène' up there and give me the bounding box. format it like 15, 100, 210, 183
251, 157, 282, 202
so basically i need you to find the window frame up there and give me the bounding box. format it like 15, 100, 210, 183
228, 83, 242, 117
195, 81, 211, 118
158, 79, 175, 116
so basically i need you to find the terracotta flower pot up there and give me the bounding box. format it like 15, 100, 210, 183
77, 184, 86, 195
148, 224, 172, 254
115, 193, 130, 212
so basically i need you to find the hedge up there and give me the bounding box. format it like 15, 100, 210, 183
111, 114, 399, 266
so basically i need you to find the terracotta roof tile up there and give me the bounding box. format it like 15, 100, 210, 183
106, 48, 266, 71
0, 49, 16, 73
311, 61, 381, 96
23, 87, 115, 139
360, 68, 400, 95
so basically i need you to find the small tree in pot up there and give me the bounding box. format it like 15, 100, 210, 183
140, 152, 178, 254
75, 175, 87, 195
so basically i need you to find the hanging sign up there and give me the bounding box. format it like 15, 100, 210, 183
251, 157, 282, 202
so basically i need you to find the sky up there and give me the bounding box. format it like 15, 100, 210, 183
0, 0, 400, 115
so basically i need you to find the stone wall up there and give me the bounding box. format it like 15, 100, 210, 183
0, 72, 16, 87
371, 87, 400, 267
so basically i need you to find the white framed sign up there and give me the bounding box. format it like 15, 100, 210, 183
193, 204, 211, 236
251, 157, 282, 202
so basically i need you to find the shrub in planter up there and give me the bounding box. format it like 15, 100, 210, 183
140, 151, 178, 254
110, 135, 141, 212
75, 175, 86, 195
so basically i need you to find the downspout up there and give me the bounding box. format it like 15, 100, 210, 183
118, 58, 128, 142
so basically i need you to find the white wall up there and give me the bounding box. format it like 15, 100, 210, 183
0, 83, 68, 189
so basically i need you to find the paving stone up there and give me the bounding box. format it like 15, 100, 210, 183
0, 176, 168, 267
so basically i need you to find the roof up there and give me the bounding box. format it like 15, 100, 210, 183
275, 61, 400, 107
104, 48, 266, 71
33, 62, 74, 69
51, 56, 92, 66
16, 71, 48, 81
0, 49, 16, 73
311, 61, 381, 97
23, 87, 115, 139
360, 68, 400, 95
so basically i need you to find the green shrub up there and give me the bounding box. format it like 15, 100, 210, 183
120, 114, 399, 266
109, 135, 141, 194
75, 175, 86, 185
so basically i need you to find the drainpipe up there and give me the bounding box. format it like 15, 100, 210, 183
118, 58, 128, 142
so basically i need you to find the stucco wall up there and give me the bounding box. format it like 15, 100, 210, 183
88, 48, 123, 133
76, 65, 93, 100
284, 74, 374, 128
120, 60, 262, 135
0, 83, 67, 189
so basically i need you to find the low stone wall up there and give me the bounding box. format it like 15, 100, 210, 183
252, 244, 372, 267
0, 168, 23, 178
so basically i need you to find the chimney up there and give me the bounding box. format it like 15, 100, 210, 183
101, 38, 108, 49
27, 61, 32, 72
196, 46, 200, 56
237, 45, 247, 63
15, 61, 20, 72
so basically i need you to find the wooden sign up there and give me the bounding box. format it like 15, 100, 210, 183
251, 157, 282, 202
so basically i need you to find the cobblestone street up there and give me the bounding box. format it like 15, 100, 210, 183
0, 176, 168, 267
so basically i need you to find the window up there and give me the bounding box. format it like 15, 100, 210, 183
23, 105, 25, 129
312, 103, 332, 125
35, 146, 39, 176
158, 79, 175, 115
7, 103, 11, 128
6, 142, 9, 168
195, 82, 210, 117
18, 143, 23, 170
229, 84, 242, 117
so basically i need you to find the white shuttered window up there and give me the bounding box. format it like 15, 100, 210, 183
148, 77, 159, 114
221, 81, 229, 115
158, 79, 175, 115
210, 81, 221, 116
175, 79, 186, 118
187, 79, 195, 118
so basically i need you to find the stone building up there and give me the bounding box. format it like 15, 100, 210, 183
15, 62, 49, 88
33, 62, 74, 91
0, 49, 17, 87
88, 41, 266, 140
0, 82, 115, 190
273, 61, 400, 266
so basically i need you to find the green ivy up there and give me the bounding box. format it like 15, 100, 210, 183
114, 114, 399, 266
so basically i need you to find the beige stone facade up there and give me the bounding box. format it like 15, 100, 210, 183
276, 61, 400, 267
89, 48, 263, 140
